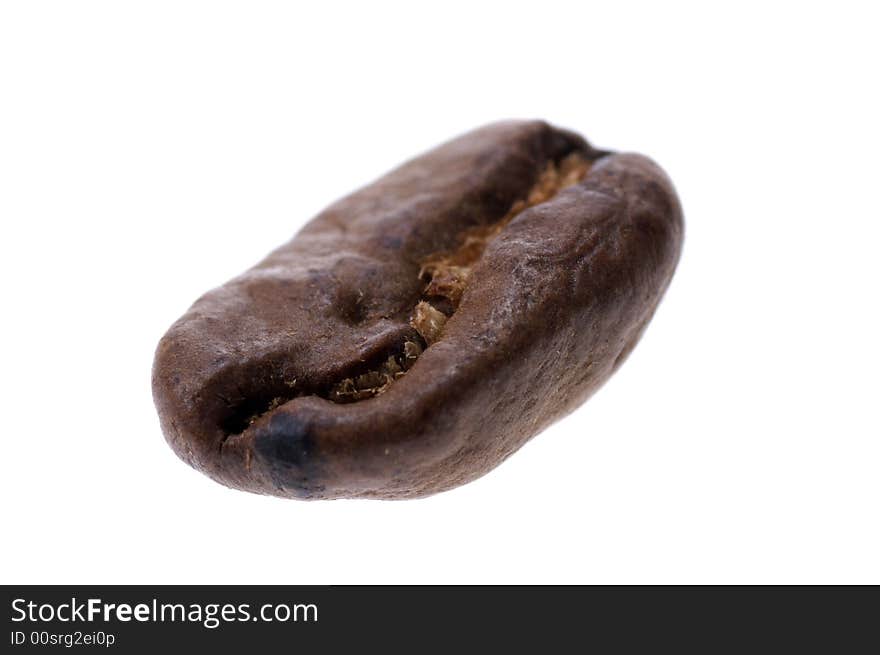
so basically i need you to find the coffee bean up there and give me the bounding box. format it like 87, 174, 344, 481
152, 120, 684, 499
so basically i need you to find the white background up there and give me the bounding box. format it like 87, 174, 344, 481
1, 2, 877, 584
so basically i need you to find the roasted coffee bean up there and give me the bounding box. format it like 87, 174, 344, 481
152, 120, 684, 499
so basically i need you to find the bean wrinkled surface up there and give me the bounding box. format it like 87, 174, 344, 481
152, 120, 684, 499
